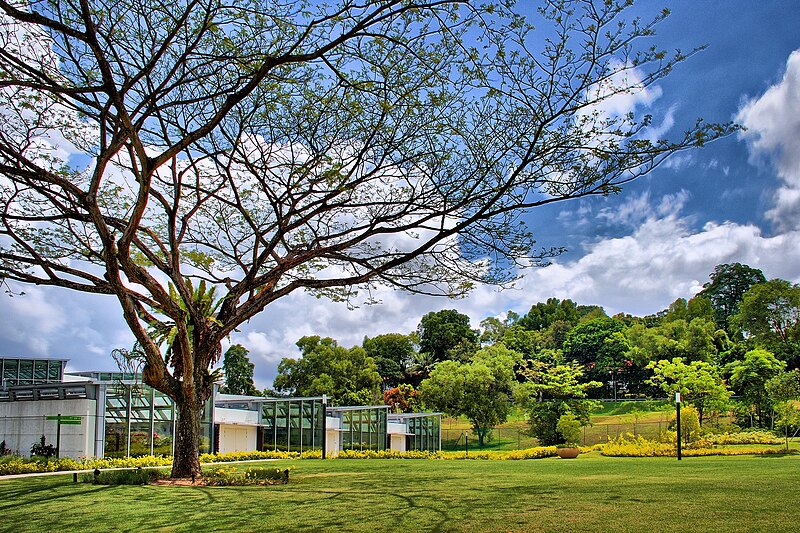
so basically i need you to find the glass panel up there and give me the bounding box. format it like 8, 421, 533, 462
302, 401, 314, 450
262, 402, 276, 451
129, 421, 152, 457
18, 359, 33, 385
33, 360, 47, 383
129, 388, 152, 422
289, 401, 301, 450
2, 359, 18, 385
275, 402, 289, 451
152, 419, 174, 456
47, 361, 61, 382
104, 423, 128, 458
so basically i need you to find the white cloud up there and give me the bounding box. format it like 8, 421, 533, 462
736, 49, 800, 231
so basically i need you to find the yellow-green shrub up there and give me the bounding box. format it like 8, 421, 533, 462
705, 431, 783, 445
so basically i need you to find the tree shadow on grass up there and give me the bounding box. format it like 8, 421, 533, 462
0, 479, 109, 511
273, 486, 455, 532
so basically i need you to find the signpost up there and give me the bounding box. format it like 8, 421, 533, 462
46, 414, 82, 458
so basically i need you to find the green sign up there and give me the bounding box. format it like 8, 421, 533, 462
46, 415, 82, 424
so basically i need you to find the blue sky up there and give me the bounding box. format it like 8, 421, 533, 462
2, 1, 800, 388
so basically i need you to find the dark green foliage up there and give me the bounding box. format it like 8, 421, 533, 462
698, 263, 766, 330
726, 349, 785, 428
220, 344, 259, 396
30, 435, 56, 459
86, 468, 165, 485
562, 318, 628, 386
363, 333, 416, 388
518, 298, 582, 331
0, 440, 10, 456
733, 279, 800, 364
274, 336, 381, 406
417, 310, 478, 362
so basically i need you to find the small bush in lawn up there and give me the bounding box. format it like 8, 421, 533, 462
202, 466, 290, 486
85, 468, 165, 485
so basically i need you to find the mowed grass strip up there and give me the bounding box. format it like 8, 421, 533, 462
1, 454, 798, 532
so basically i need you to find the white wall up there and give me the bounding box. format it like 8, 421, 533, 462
217, 424, 257, 454
214, 407, 259, 426
389, 434, 406, 452
0, 399, 97, 459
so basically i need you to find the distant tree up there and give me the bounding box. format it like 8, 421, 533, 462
767, 370, 800, 450
363, 333, 417, 388
518, 299, 582, 331
383, 384, 420, 414
406, 351, 438, 387
420, 345, 517, 447
480, 311, 519, 345
726, 349, 785, 428
515, 360, 601, 446
417, 310, 478, 363
500, 325, 541, 359
220, 344, 259, 396
733, 279, 800, 364
274, 337, 381, 406
697, 263, 766, 330
562, 318, 628, 385
647, 358, 730, 425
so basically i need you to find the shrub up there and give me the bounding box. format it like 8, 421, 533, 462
704, 431, 783, 445
203, 466, 290, 486
0, 440, 11, 455
85, 468, 165, 485
30, 435, 56, 459
601, 433, 795, 457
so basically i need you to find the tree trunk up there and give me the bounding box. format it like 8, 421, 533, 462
172, 397, 203, 479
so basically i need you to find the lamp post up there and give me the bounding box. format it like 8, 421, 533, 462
675, 392, 682, 461
609, 370, 617, 401
321, 394, 327, 460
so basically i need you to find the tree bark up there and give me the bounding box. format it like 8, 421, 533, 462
172, 397, 203, 479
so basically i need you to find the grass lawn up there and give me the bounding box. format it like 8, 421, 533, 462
2, 453, 799, 532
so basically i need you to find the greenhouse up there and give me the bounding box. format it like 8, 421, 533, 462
0, 356, 442, 458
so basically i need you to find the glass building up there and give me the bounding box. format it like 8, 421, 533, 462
390, 413, 441, 452
259, 397, 325, 453
70, 371, 214, 458
1, 358, 66, 387
329, 405, 389, 452
1, 357, 441, 458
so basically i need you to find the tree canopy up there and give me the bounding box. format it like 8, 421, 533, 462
220, 344, 258, 396
417, 309, 478, 363
274, 336, 381, 406
0, 0, 734, 475
420, 345, 517, 447
698, 263, 766, 330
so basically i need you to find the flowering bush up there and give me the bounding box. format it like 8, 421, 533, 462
334, 447, 557, 460
704, 431, 783, 445
601, 433, 795, 457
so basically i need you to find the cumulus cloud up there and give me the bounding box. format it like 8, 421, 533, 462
736, 49, 800, 231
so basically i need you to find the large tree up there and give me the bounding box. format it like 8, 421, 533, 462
362, 333, 416, 388
697, 263, 766, 330
0, 0, 733, 476
733, 279, 800, 364
420, 344, 517, 447
273, 336, 381, 406
417, 309, 478, 363
220, 344, 258, 396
